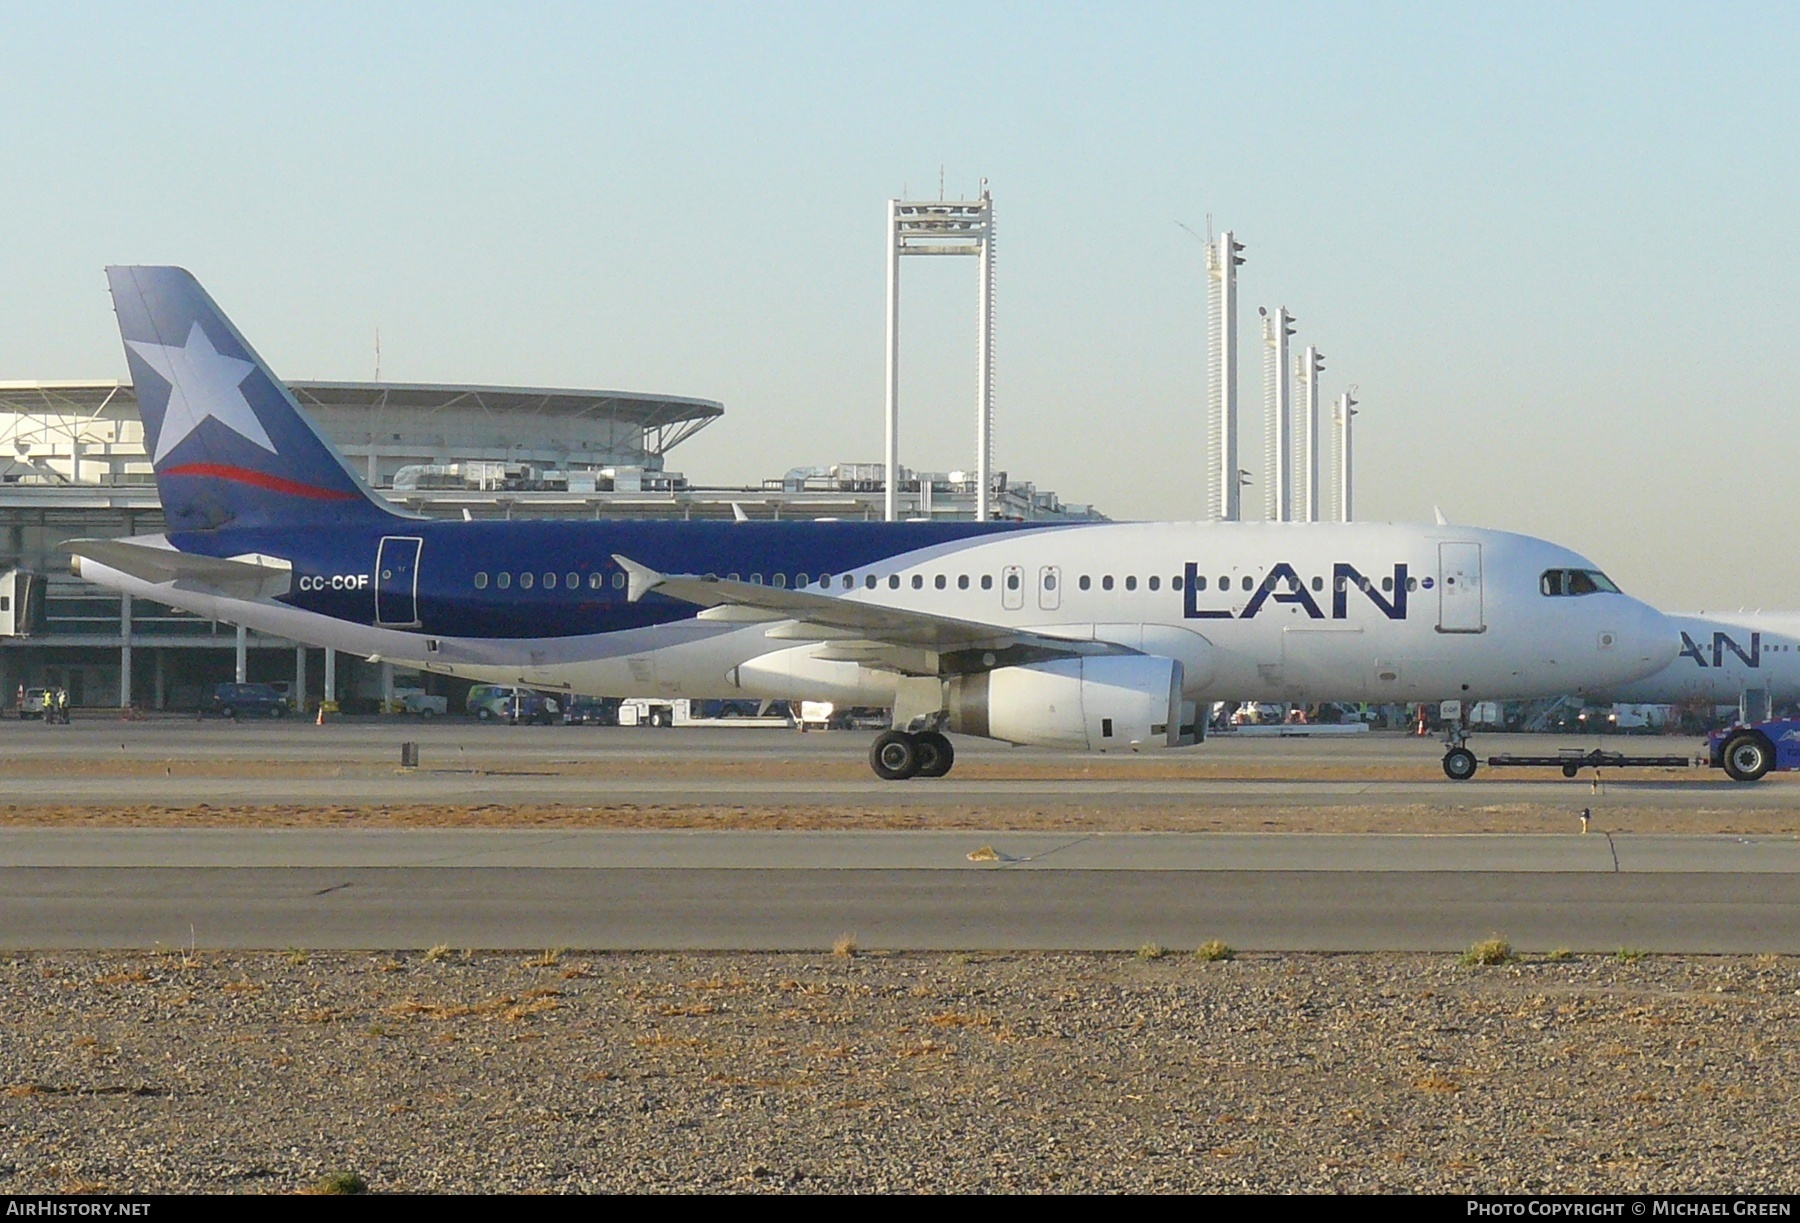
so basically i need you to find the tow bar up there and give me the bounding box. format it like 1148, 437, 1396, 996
1484, 748, 1697, 779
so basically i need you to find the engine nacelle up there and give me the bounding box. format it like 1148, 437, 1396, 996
945, 655, 1186, 751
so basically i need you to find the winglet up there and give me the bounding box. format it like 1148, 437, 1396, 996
1433, 505, 1450, 526
611, 554, 665, 603
730, 502, 749, 523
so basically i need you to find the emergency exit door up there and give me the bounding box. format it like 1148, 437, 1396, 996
1436, 542, 1484, 633
376, 536, 423, 627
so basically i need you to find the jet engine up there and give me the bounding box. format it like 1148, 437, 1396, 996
944, 655, 1186, 751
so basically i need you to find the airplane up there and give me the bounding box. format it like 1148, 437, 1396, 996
1592, 610, 1800, 711
68, 266, 1679, 781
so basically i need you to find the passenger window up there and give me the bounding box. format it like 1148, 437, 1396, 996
1045, 574, 1057, 591
773, 574, 787, 588
1219, 575, 1229, 589
1079, 575, 1091, 591
727, 573, 740, 582
907, 574, 919, 589
567, 572, 579, 590
1407, 577, 1417, 592
749, 574, 762, 585
1312, 576, 1323, 591
474, 572, 488, 589
589, 573, 602, 590
1102, 576, 1114, 591
1196, 576, 1206, 591
866, 575, 877, 589
496, 572, 511, 589
934, 574, 946, 590
981, 575, 993, 590
958, 575, 969, 590
612, 572, 626, 590
1381, 576, 1393, 592
799, 574, 811, 588
842, 575, 854, 589
889, 575, 900, 589
544, 573, 557, 590
520, 573, 534, 590
1125, 576, 1137, 591
1241, 575, 1253, 592
1172, 575, 1183, 591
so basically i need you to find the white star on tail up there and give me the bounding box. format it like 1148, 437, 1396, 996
127, 322, 276, 463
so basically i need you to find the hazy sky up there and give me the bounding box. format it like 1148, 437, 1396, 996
4, 2, 1798, 607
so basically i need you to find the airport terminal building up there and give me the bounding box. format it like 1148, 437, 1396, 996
0, 379, 1102, 710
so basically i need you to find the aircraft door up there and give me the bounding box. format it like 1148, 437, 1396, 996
1437, 542, 1484, 634
376, 536, 424, 627
1002, 565, 1024, 611
1038, 565, 1061, 611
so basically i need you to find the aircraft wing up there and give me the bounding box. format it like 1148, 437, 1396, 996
613, 553, 1126, 674
65, 538, 293, 600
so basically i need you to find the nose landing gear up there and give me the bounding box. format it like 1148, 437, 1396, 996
869, 729, 956, 780
1441, 718, 1479, 781
1442, 744, 1478, 781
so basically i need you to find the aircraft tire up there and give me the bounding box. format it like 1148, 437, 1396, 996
870, 731, 920, 780
914, 731, 955, 778
221, 705, 237, 721
1442, 747, 1478, 782
1721, 732, 1774, 783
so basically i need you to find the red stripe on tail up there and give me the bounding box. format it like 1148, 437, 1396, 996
160, 463, 362, 502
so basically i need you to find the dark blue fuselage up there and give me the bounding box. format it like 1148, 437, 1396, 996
175, 518, 1049, 639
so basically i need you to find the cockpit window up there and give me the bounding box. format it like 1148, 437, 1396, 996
1540, 568, 1621, 597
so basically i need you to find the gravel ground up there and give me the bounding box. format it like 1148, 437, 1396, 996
4, 949, 1798, 1193
6, 802, 1799, 835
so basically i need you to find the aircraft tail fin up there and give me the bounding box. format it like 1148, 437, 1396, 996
105, 266, 397, 531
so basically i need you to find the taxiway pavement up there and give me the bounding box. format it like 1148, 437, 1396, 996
4, 829, 1797, 953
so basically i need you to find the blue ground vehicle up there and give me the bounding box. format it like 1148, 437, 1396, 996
206, 682, 289, 719
1708, 719, 1800, 782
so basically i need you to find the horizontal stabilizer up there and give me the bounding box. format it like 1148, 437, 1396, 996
66, 538, 293, 600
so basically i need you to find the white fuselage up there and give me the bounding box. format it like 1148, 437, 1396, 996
1596, 611, 1800, 706
77, 520, 1677, 712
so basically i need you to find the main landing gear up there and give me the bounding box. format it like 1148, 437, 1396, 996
869, 729, 956, 780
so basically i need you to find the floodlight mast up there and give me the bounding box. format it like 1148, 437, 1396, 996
1205, 232, 1245, 520
1334, 389, 1358, 522
1262, 307, 1295, 521
883, 189, 997, 521
1297, 345, 1324, 522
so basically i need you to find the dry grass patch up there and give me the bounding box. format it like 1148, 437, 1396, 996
924, 1011, 992, 1028
1137, 943, 1167, 960
1461, 938, 1513, 967
382, 989, 560, 1023
96, 971, 149, 985
832, 934, 858, 959
897, 1038, 952, 1058
304, 1171, 368, 1196
1413, 1072, 1463, 1094
1195, 940, 1235, 962
525, 948, 565, 968
423, 944, 453, 963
